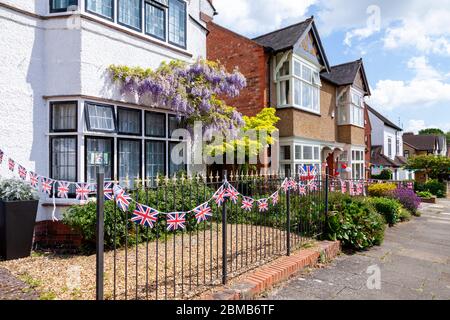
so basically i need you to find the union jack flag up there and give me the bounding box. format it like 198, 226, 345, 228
41, 178, 54, 195
330, 183, 336, 192
113, 185, 132, 212
213, 185, 228, 206
0, 149, 3, 164
288, 178, 298, 191
298, 184, 307, 195
407, 182, 414, 190
356, 183, 363, 195
241, 197, 254, 211
299, 165, 318, 182
57, 181, 71, 199
225, 184, 240, 204
257, 199, 269, 213
76, 183, 91, 201
18, 165, 27, 180
309, 182, 318, 192
167, 212, 186, 231
8, 158, 15, 172
270, 191, 279, 205
349, 181, 355, 196
29, 172, 39, 189
131, 204, 158, 228
104, 182, 114, 200
193, 203, 212, 224
282, 178, 290, 192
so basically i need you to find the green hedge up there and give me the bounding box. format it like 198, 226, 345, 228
326, 193, 386, 250
369, 198, 402, 226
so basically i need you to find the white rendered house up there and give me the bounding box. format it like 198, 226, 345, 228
0, 0, 215, 222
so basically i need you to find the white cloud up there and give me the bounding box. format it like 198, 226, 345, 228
213, 0, 317, 37
406, 120, 450, 134
368, 56, 450, 111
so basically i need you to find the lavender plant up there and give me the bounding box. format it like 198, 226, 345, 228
109, 59, 247, 135
392, 188, 421, 215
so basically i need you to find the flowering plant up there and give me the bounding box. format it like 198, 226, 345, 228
392, 188, 421, 214
109, 59, 247, 135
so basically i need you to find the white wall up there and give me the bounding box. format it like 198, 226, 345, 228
0, 1, 208, 221
368, 111, 384, 147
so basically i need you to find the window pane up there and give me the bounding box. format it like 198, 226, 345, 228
302, 82, 312, 109
295, 145, 302, 160
51, 0, 77, 11
302, 65, 312, 82
145, 112, 166, 137
294, 61, 301, 77
51, 137, 77, 181
118, 140, 141, 188
118, 0, 141, 29
314, 146, 320, 160
169, 142, 186, 175
312, 87, 319, 111
280, 80, 290, 105
294, 79, 301, 106
303, 146, 313, 160
279, 61, 290, 77
118, 108, 141, 135
86, 103, 115, 132
86, 0, 113, 18
281, 146, 291, 160
86, 138, 113, 183
52, 102, 77, 131
146, 141, 165, 179
145, 2, 166, 40
169, 0, 186, 47
169, 115, 185, 138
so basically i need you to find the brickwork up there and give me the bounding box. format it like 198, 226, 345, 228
33, 221, 82, 251
206, 22, 269, 116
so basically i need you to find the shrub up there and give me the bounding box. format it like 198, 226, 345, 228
417, 191, 433, 198
368, 183, 397, 197
392, 188, 421, 215
369, 198, 402, 226
371, 169, 393, 180
326, 194, 386, 250
424, 179, 447, 198
0, 178, 39, 201
398, 208, 412, 222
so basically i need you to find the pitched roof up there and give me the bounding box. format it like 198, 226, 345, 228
367, 104, 403, 131
320, 59, 371, 94
403, 134, 438, 151
251, 17, 330, 72
371, 146, 405, 168
252, 18, 312, 52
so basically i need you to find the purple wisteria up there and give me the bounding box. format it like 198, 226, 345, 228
109, 59, 247, 134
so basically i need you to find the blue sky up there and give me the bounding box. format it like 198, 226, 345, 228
213, 0, 450, 134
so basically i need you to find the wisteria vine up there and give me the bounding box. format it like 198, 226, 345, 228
109, 59, 247, 135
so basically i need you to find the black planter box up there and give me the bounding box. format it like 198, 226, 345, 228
0, 200, 39, 261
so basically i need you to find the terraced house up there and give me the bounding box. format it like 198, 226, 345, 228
207, 17, 371, 179
0, 0, 215, 224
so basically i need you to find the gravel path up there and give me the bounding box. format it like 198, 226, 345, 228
0, 223, 309, 300
0, 267, 38, 300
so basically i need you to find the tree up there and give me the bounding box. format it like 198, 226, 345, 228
419, 128, 444, 136
404, 155, 450, 180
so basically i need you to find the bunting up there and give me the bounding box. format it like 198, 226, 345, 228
41, 178, 54, 195
8, 158, 15, 172
257, 199, 269, 213
18, 165, 27, 180
0, 149, 3, 164
76, 183, 91, 201
114, 185, 132, 212
167, 213, 186, 231
241, 197, 254, 211
193, 203, 212, 224
132, 204, 159, 228
29, 172, 39, 189
57, 181, 70, 199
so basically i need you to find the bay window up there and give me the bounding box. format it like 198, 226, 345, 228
168, 0, 187, 48
338, 88, 365, 127
145, 1, 166, 40
118, 0, 142, 31
50, 0, 78, 13
277, 56, 320, 113
169, 141, 186, 175
388, 138, 393, 158
86, 0, 114, 20
145, 111, 166, 137
117, 107, 142, 136
50, 137, 77, 183
145, 141, 166, 179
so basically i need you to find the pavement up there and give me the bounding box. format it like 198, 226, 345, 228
0, 267, 38, 300
260, 199, 450, 300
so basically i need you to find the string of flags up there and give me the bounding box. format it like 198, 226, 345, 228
0, 147, 414, 232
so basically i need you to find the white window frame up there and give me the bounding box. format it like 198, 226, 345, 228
351, 149, 365, 179
276, 54, 321, 114
338, 87, 365, 128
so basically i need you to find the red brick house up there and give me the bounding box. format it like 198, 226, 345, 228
207, 17, 371, 179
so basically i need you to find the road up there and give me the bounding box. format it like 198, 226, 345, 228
261, 199, 450, 300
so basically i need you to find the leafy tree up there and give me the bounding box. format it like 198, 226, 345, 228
404, 155, 450, 180
419, 128, 444, 136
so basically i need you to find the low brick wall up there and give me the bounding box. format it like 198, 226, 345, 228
33, 221, 82, 252
201, 241, 341, 300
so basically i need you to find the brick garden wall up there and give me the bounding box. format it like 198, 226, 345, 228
33, 221, 82, 252
207, 22, 269, 117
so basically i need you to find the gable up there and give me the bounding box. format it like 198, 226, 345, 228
295, 30, 324, 67
353, 66, 370, 95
